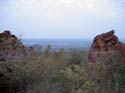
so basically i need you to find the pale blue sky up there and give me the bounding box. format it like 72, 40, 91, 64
0, 0, 125, 39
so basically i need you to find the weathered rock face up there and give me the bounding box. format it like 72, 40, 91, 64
0, 30, 36, 61
0, 30, 27, 61
89, 30, 125, 63
0, 30, 37, 92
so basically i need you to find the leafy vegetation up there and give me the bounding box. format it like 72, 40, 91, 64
0, 45, 125, 93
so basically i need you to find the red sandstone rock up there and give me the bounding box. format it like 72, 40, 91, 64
89, 30, 125, 62
0, 30, 25, 61
0, 30, 36, 61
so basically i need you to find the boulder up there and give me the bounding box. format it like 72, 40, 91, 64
0, 30, 37, 61
89, 30, 125, 63
0, 30, 27, 61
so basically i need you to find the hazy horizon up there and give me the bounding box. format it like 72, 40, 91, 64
21, 38, 125, 48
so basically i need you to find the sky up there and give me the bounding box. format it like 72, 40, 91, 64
0, 0, 125, 39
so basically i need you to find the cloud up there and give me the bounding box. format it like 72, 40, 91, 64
3, 0, 122, 20
0, 0, 124, 38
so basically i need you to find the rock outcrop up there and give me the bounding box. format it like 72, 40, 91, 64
0, 30, 27, 61
0, 30, 37, 92
0, 30, 37, 61
89, 30, 125, 63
